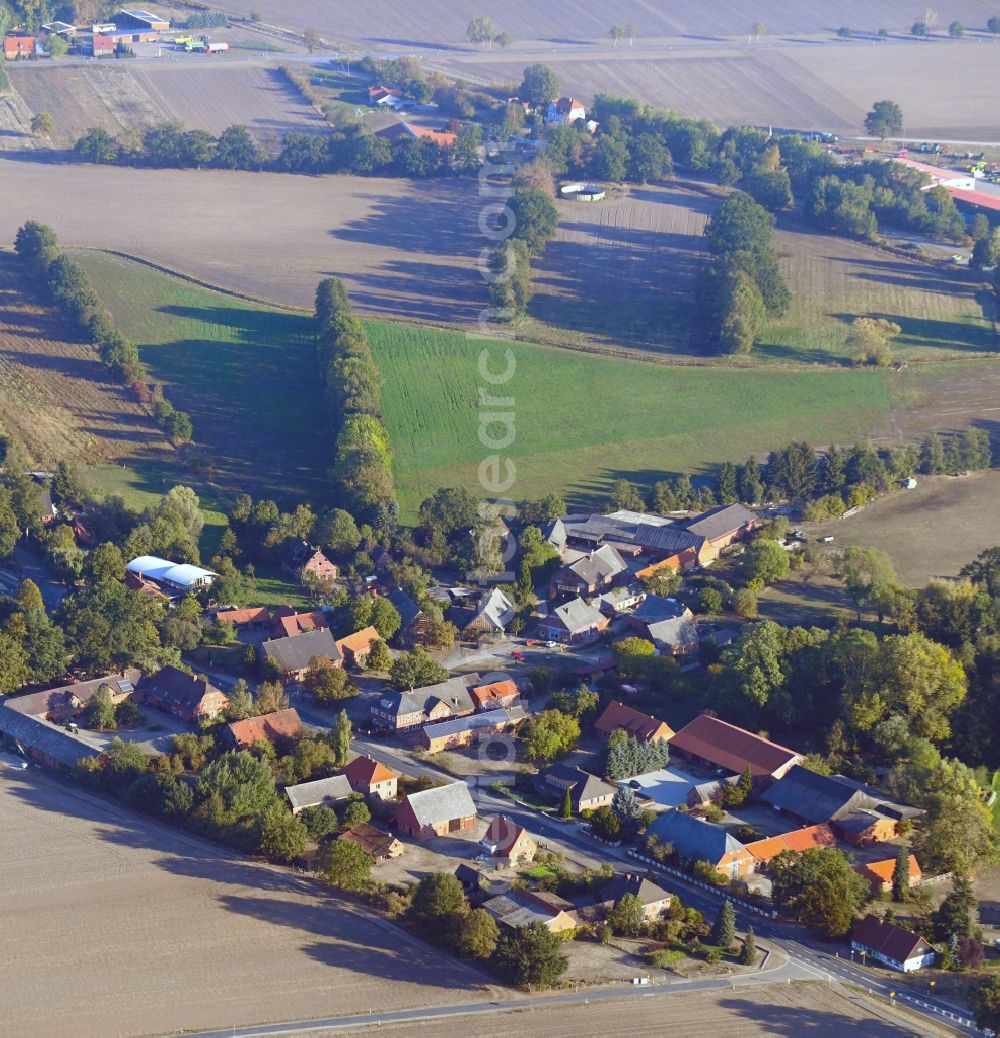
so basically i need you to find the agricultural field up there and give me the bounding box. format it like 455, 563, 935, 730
0, 250, 170, 470
8, 62, 325, 154
0, 771, 488, 1038
805, 469, 1000, 585
367, 319, 891, 517
73, 250, 326, 504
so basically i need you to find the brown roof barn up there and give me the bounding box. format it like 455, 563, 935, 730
225, 708, 303, 749
669, 714, 803, 779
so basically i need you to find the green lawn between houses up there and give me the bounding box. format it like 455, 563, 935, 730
76, 251, 893, 525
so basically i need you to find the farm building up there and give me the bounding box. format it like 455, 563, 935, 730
113, 8, 170, 31
537, 597, 608, 644
337, 823, 404, 861
335, 626, 381, 668
456, 588, 515, 638
669, 714, 804, 781
595, 584, 647, 615
0, 696, 99, 770
421, 708, 512, 753
483, 890, 577, 933
851, 916, 936, 973
469, 678, 520, 712
393, 782, 477, 839
284, 774, 353, 814
374, 121, 457, 148
126, 555, 217, 593
550, 544, 627, 597
645, 810, 755, 880
386, 588, 427, 646
215, 606, 271, 631
0, 672, 139, 726
225, 708, 303, 750
481, 815, 537, 866
745, 824, 837, 869
283, 540, 337, 583
91, 34, 116, 56
892, 155, 976, 192
140, 667, 227, 723
342, 755, 398, 800
370, 675, 477, 733
594, 701, 674, 743
261, 628, 342, 683
855, 855, 922, 897
271, 607, 330, 638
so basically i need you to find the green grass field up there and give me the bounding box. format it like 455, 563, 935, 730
74, 252, 324, 505
366, 321, 892, 518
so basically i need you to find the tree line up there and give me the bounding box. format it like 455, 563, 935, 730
12, 222, 193, 445
314, 279, 396, 527
486, 186, 558, 321
74, 121, 266, 171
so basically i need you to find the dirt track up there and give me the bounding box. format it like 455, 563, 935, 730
0, 771, 489, 1038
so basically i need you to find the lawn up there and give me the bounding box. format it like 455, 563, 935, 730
366, 320, 892, 519
74, 251, 327, 505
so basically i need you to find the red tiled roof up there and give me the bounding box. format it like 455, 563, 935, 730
483, 814, 532, 856
950, 188, 1000, 213
344, 754, 397, 786
852, 914, 933, 963
855, 854, 921, 887
335, 626, 380, 656
226, 708, 302, 747
746, 824, 836, 864
275, 610, 329, 638
669, 714, 802, 778
594, 700, 674, 742
469, 679, 519, 709
338, 823, 399, 857
217, 606, 270, 626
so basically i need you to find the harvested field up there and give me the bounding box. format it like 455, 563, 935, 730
8, 62, 324, 154
0, 250, 169, 469
763, 217, 997, 365
885, 360, 1000, 442
0, 159, 484, 323
806, 469, 1000, 585
429, 37, 1000, 140
336, 982, 927, 1037
0, 770, 489, 1038
525, 181, 715, 353
212, 0, 1000, 48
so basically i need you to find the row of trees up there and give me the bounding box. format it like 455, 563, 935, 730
697, 191, 790, 355
75, 121, 265, 171
315, 278, 396, 526
486, 186, 558, 320
13, 222, 193, 444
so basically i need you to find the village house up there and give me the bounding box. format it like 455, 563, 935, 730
851, 915, 936, 973
421, 709, 512, 753
545, 97, 587, 125
215, 606, 271, 631
537, 597, 608, 644
370, 675, 477, 733
628, 596, 699, 655
374, 121, 457, 147
4, 33, 37, 58
335, 626, 381, 668
368, 84, 402, 106
481, 815, 537, 866
271, 608, 330, 638
744, 824, 837, 870
284, 774, 353, 814
646, 810, 756, 880
338, 823, 404, 861
224, 708, 303, 750
343, 754, 398, 799
91, 34, 116, 55
483, 889, 578, 932
551, 544, 627, 597
536, 762, 616, 812
456, 588, 515, 639
855, 855, 922, 897
594, 700, 674, 743
595, 584, 647, 616
261, 628, 342, 683
597, 872, 673, 921
469, 678, 520, 712
283, 539, 337, 584
668, 713, 804, 781
140, 666, 228, 723
7, 672, 140, 725
393, 782, 477, 838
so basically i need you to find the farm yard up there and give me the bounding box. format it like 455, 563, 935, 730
0, 771, 489, 1038
0, 251, 170, 470
8, 62, 325, 154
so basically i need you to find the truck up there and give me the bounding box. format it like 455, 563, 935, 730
205, 41, 229, 53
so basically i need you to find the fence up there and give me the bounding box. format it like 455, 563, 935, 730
626, 849, 777, 919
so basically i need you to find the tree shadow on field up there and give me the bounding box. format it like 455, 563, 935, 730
718, 997, 908, 1036
340, 258, 480, 323
561, 465, 718, 510
828, 309, 994, 354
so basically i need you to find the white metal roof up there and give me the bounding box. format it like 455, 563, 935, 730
127, 555, 217, 588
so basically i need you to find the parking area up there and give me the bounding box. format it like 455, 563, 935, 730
629, 766, 702, 809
